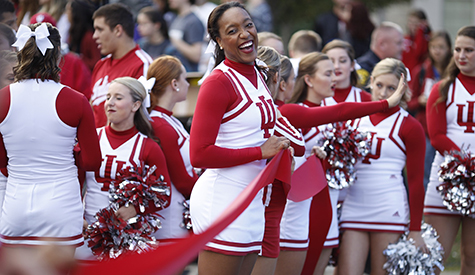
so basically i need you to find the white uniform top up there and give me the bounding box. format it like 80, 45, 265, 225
322, 86, 366, 106
340, 108, 410, 232
149, 109, 190, 241
0, 80, 83, 246
190, 61, 276, 255
425, 77, 475, 215
84, 127, 145, 224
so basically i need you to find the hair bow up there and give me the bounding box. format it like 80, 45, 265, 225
138, 76, 156, 108
12, 23, 54, 56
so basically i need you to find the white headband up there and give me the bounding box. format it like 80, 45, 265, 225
12, 24, 54, 56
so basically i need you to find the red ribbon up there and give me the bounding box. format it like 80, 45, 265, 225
74, 150, 292, 275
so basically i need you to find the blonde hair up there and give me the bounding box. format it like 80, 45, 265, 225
257, 46, 281, 99
371, 58, 408, 107
111, 77, 153, 138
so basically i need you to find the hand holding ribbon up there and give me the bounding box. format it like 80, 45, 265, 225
12, 23, 54, 56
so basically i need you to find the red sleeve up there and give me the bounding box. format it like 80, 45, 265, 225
135, 138, 172, 214
56, 87, 102, 171
400, 115, 425, 231
189, 72, 262, 168
274, 116, 305, 157
152, 118, 198, 199
0, 87, 10, 168
426, 82, 460, 154
0, 133, 6, 169
279, 100, 389, 129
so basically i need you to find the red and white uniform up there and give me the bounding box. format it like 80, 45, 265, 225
90, 45, 152, 127
149, 106, 198, 242
189, 59, 276, 255
84, 126, 171, 224
261, 102, 305, 258
278, 97, 389, 250
340, 107, 425, 233
0, 80, 100, 246
77, 126, 171, 260
320, 86, 372, 248
424, 75, 475, 216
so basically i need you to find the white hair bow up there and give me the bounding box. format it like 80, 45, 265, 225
138, 76, 156, 108
12, 24, 54, 56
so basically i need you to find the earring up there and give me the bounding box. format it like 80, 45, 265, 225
220, 45, 223, 50
175, 88, 180, 92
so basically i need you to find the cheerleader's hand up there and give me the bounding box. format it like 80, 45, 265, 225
408, 231, 429, 254
311, 146, 327, 159
116, 205, 137, 221
83, 219, 89, 238
261, 135, 290, 159
386, 73, 407, 108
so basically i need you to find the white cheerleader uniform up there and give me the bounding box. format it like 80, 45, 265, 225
190, 61, 276, 255
424, 78, 475, 216
0, 80, 83, 246
340, 108, 410, 233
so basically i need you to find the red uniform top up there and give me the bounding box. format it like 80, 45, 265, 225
90, 45, 152, 128
402, 25, 431, 73
79, 30, 102, 72
0, 84, 101, 171
60, 52, 92, 100
190, 59, 265, 168
150, 106, 198, 199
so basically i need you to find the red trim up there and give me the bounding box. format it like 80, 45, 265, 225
340, 220, 407, 226
424, 205, 450, 210
279, 238, 308, 244
204, 246, 260, 256
223, 71, 244, 111
446, 81, 456, 108
325, 237, 339, 242
0, 234, 83, 241
221, 70, 253, 124
339, 227, 404, 234
128, 134, 141, 167
423, 211, 460, 216
322, 244, 339, 248
388, 113, 406, 154
210, 239, 262, 248
1, 241, 84, 248
279, 247, 308, 251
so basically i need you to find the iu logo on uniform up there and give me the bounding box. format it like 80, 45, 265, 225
362, 132, 385, 164
456, 101, 475, 133
255, 95, 276, 138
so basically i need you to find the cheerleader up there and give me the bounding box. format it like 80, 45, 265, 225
79, 77, 172, 260
0, 23, 101, 273
275, 52, 406, 275
146, 55, 198, 243
189, 3, 291, 274
307, 39, 372, 275
338, 58, 426, 275
424, 26, 475, 274
252, 46, 306, 275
